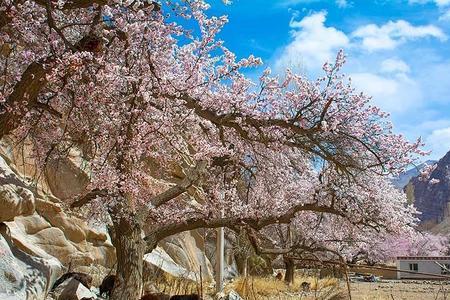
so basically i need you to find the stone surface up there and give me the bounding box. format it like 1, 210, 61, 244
6, 214, 115, 267
160, 231, 213, 281
0, 154, 36, 222
52, 277, 96, 300
0, 225, 63, 300
44, 149, 90, 200
0, 144, 115, 299
407, 151, 450, 224
227, 290, 243, 300
215, 290, 242, 300
144, 246, 200, 281
0, 184, 35, 222
205, 233, 238, 281
0, 139, 217, 299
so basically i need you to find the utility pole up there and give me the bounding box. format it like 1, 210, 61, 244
215, 225, 225, 293
215, 173, 225, 293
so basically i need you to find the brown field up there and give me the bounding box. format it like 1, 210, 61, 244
150, 273, 450, 299
351, 280, 450, 300
221, 277, 450, 300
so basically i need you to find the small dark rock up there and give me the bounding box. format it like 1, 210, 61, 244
52, 272, 93, 290
170, 294, 201, 300
99, 274, 116, 298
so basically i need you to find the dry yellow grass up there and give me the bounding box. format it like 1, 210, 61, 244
149, 272, 212, 296
226, 275, 345, 300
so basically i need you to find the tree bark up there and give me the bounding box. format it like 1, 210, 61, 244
0, 61, 49, 139
284, 257, 295, 285
110, 216, 146, 300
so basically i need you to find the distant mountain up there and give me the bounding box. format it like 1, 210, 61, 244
406, 151, 450, 225
392, 160, 436, 190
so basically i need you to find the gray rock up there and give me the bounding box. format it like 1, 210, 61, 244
215, 290, 242, 300
227, 290, 243, 300
408, 152, 450, 224
144, 246, 201, 282
0, 225, 62, 300
53, 277, 96, 300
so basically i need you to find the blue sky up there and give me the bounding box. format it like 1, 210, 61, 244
206, 0, 450, 160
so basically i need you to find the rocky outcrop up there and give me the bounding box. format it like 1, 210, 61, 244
44, 150, 90, 201
159, 231, 213, 281
6, 212, 115, 268
144, 247, 200, 281
0, 140, 217, 298
407, 151, 450, 225
0, 224, 63, 300
0, 153, 115, 268
0, 137, 216, 298
0, 141, 115, 299
50, 277, 96, 300
0, 183, 35, 222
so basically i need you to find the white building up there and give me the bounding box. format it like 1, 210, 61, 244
396, 256, 450, 279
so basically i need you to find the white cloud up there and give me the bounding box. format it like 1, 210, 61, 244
275, 12, 447, 72
439, 9, 450, 21
352, 20, 447, 51
409, 0, 450, 7
409, 0, 450, 20
381, 58, 411, 73
272, 11, 450, 159
335, 0, 349, 8
275, 11, 349, 71
279, 0, 350, 7
350, 72, 423, 114
426, 127, 450, 159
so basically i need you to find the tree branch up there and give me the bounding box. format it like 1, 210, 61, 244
33, 0, 160, 10
149, 181, 190, 208
0, 61, 49, 139
70, 188, 108, 208
144, 203, 347, 251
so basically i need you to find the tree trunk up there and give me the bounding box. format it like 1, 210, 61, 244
284, 257, 295, 284
110, 216, 146, 300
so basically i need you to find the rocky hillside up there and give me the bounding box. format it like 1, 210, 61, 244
406, 151, 450, 227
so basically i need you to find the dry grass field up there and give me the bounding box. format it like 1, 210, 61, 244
351, 280, 450, 300
224, 277, 450, 300
146, 271, 450, 299
225, 276, 346, 299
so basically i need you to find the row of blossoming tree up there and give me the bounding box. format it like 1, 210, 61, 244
0, 0, 446, 299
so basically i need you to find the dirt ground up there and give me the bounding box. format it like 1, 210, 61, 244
351, 280, 450, 300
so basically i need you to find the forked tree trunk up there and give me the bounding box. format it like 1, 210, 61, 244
284, 257, 295, 284
110, 216, 146, 300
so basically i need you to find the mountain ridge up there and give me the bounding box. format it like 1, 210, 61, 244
406, 151, 450, 226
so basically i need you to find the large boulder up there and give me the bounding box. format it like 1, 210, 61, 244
159, 231, 213, 281
0, 139, 218, 295
0, 184, 35, 222
144, 246, 200, 282
6, 214, 115, 268
44, 150, 90, 200
51, 277, 96, 300
0, 224, 63, 300
0, 155, 35, 222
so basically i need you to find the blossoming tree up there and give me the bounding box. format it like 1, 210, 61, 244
0, 0, 424, 298
248, 168, 431, 283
